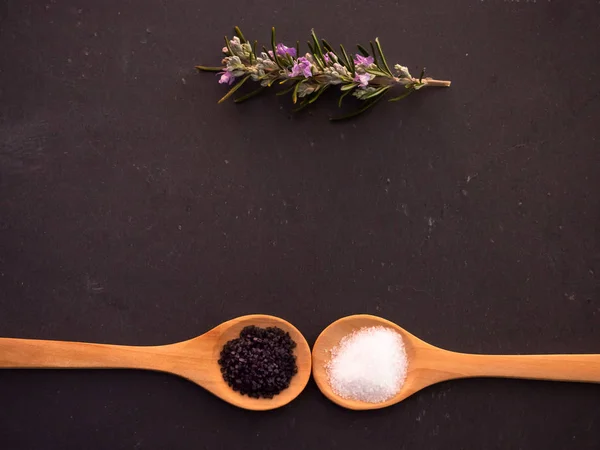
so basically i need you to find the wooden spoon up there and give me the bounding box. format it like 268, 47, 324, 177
0, 314, 311, 411
312, 314, 600, 410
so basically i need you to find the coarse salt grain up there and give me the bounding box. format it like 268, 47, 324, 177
326, 326, 408, 403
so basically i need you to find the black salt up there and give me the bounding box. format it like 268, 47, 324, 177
218, 325, 298, 399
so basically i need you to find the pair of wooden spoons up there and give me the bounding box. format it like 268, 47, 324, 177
1, 314, 599, 410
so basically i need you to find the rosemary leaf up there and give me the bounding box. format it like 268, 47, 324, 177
361, 85, 390, 100
218, 74, 251, 104
307, 42, 324, 69
311, 29, 324, 62
234, 26, 247, 43
248, 44, 255, 64
292, 80, 304, 104
330, 95, 384, 121
271, 27, 284, 69
340, 83, 358, 91
195, 65, 224, 72
276, 84, 297, 96
224, 36, 234, 56
388, 87, 415, 102
234, 86, 265, 103
279, 77, 295, 85
262, 46, 275, 61
369, 41, 380, 67
339, 44, 353, 72
308, 85, 329, 104
357, 44, 370, 57
322, 39, 336, 55
375, 38, 393, 76
293, 99, 311, 112
347, 46, 356, 73
365, 67, 390, 78
338, 89, 352, 107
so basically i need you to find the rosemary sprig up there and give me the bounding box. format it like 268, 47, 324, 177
197, 27, 451, 120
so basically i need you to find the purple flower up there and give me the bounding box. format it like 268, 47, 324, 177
323, 52, 333, 64
354, 72, 373, 87
290, 57, 313, 78
276, 43, 297, 58
218, 71, 235, 85
354, 54, 374, 67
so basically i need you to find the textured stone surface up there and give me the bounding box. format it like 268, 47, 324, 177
1, 0, 599, 448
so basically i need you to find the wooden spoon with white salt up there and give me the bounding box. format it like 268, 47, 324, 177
312, 314, 600, 410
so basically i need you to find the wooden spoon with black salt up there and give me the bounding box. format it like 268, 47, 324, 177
0, 315, 311, 410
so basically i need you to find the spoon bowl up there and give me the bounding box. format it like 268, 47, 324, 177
313, 314, 600, 410
0, 314, 311, 411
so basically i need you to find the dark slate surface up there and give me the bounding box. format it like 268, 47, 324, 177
1, 0, 600, 448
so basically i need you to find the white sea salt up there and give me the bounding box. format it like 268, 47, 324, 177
326, 326, 408, 403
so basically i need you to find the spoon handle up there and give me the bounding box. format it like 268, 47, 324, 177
0, 337, 168, 370
446, 352, 600, 383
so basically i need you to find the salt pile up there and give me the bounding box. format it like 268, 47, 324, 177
326, 326, 408, 403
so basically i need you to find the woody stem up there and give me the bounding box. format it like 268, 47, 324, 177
421, 78, 452, 87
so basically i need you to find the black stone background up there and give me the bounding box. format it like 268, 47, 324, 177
1, 0, 599, 448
